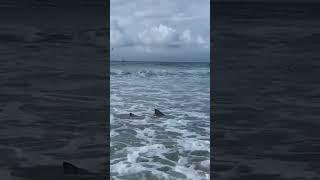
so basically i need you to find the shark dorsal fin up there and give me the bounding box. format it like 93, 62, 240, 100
154, 109, 165, 117
63, 162, 82, 174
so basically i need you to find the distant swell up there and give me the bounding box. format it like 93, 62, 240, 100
111, 69, 210, 77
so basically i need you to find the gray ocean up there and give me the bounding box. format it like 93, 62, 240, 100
110, 61, 210, 180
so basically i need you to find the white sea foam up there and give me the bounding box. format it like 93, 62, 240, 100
177, 138, 210, 152
174, 164, 209, 180
200, 160, 210, 169
127, 144, 169, 163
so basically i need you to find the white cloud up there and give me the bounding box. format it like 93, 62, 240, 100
138, 25, 209, 49
110, 20, 132, 47
196, 35, 205, 45
110, 0, 209, 60
111, 23, 208, 50
181, 29, 192, 42
138, 24, 180, 47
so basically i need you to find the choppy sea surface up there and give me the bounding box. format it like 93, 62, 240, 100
213, 2, 320, 179
0, 4, 108, 179
110, 61, 210, 180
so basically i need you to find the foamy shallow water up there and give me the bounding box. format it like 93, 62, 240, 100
110, 62, 210, 180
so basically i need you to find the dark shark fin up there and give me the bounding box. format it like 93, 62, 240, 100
154, 109, 165, 117
63, 162, 84, 174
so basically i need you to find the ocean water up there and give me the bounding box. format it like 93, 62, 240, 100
110, 61, 210, 180
0, 3, 107, 178
213, 2, 320, 179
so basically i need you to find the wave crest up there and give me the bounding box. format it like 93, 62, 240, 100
111, 69, 209, 77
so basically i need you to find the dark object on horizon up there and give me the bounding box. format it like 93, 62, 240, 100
129, 113, 135, 117
154, 109, 165, 117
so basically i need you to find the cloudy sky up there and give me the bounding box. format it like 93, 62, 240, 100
110, 0, 210, 62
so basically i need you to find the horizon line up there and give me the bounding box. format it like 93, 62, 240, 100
110, 60, 210, 63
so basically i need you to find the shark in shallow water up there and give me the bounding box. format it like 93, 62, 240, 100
115, 109, 166, 120
154, 109, 165, 117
